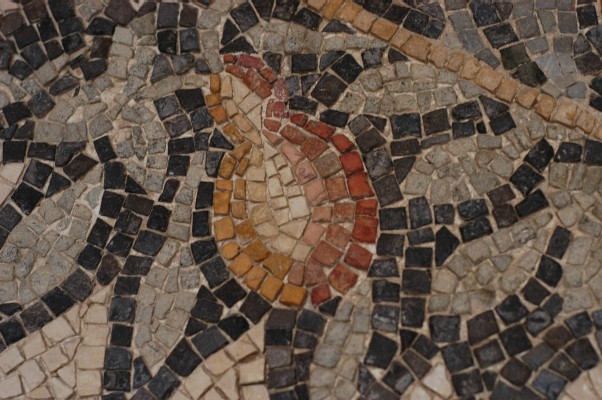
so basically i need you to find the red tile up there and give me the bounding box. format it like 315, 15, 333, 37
223, 54, 237, 63
243, 69, 271, 99
260, 67, 277, 83
280, 125, 307, 145
356, 199, 378, 216
312, 241, 342, 267
347, 173, 374, 199
312, 206, 333, 222
264, 119, 281, 132
287, 263, 304, 285
304, 258, 326, 286
334, 203, 355, 222
340, 152, 363, 176
304, 120, 334, 140
273, 79, 288, 101
290, 113, 308, 127
272, 101, 288, 118
237, 54, 264, 69
352, 215, 378, 243
311, 284, 331, 305
225, 64, 244, 78
326, 177, 349, 201
326, 224, 351, 249
300, 136, 328, 160
332, 134, 354, 152
344, 243, 372, 270
328, 264, 358, 294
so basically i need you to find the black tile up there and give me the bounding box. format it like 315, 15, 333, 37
492, 204, 518, 228
525, 139, 554, 172
513, 61, 547, 87
404, 10, 429, 34
408, 227, 434, 245
86, 17, 116, 35
391, 139, 420, 156
523, 343, 555, 370
115, 210, 142, 235
467, 310, 499, 345
231, 3, 259, 32
364, 332, 397, 368
105, 346, 132, 370
459, 217, 493, 242
12, 182, 43, 215
452, 101, 481, 120
483, 23, 518, 48
157, 2, 178, 29
391, 113, 421, 139
357, 128, 387, 153
401, 297, 425, 328
87, 218, 112, 248
192, 326, 228, 358
109, 297, 136, 323
62, 33, 85, 53
114, 276, 140, 295
104, 162, 126, 190
0, 318, 26, 345
147, 366, 180, 399
0, 204, 21, 231
320, 109, 348, 127
77, 243, 102, 270
489, 112, 516, 135
103, 371, 130, 391
218, 315, 249, 341
165, 339, 201, 377
526, 308, 552, 336
536, 255, 563, 287
20, 302, 52, 333
132, 356, 151, 389
409, 196, 432, 229
331, 54, 362, 83
521, 278, 550, 305
544, 326, 573, 351
405, 247, 432, 268
515, 190, 548, 218
577, 5, 598, 28
110, 324, 133, 347
368, 258, 398, 278
190, 239, 218, 264
3, 102, 31, 125
451, 369, 484, 397
442, 342, 473, 372
147, 206, 171, 232
311, 72, 347, 107
554, 142, 582, 163
474, 339, 504, 368
565, 312, 593, 337
96, 254, 121, 286
422, 109, 450, 135
9, 60, 33, 80
584, 139, 602, 165
550, 352, 580, 381
23, 160, 52, 189
532, 370, 567, 400
378, 207, 407, 230
402, 269, 431, 294
371, 304, 399, 332
93, 136, 116, 163
297, 309, 325, 334
487, 184, 515, 206
200, 256, 228, 288
452, 121, 475, 138
61, 268, 94, 302
500, 325, 532, 356
458, 199, 488, 221
566, 337, 599, 370
429, 315, 460, 343
63, 153, 98, 181
41, 287, 74, 316
376, 233, 404, 256
27, 142, 56, 161
132, 230, 165, 256
501, 358, 532, 386
434, 204, 454, 224
496, 295, 528, 324
383, 362, 414, 395
214, 279, 246, 307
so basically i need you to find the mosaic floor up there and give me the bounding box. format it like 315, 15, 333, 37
2, 0, 602, 399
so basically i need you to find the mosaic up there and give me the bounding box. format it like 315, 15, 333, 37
0, 0, 601, 399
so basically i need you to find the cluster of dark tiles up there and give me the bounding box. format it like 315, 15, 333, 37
127, 279, 274, 399
263, 308, 328, 400
358, 219, 601, 398
0, 267, 94, 352
354, 0, 445, 39
221, 0, 327, 55
155, 2, 201, 58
